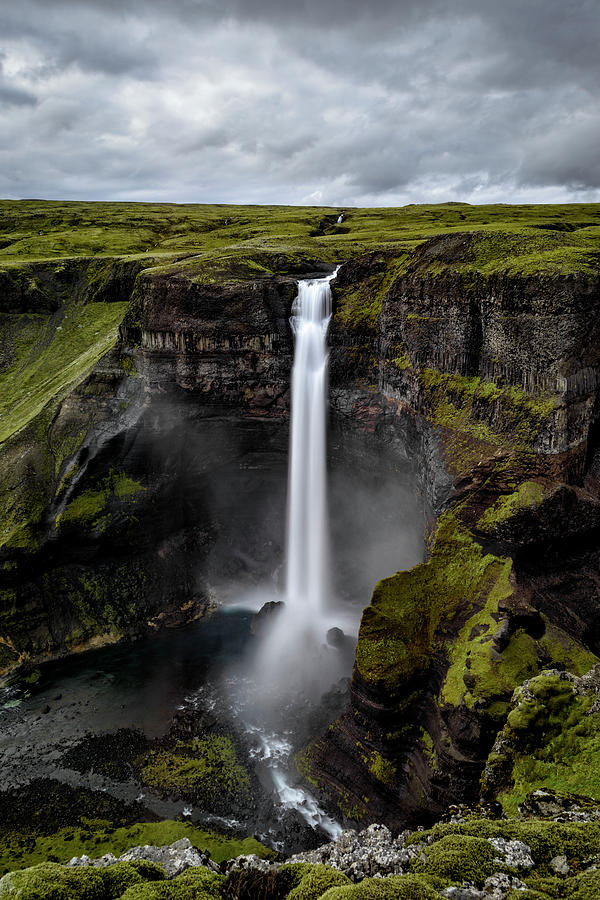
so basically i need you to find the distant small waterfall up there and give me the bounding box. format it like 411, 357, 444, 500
285, 270, 337, 619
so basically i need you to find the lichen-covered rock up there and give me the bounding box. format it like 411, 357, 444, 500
225, 853, 274, 874
67, 837, 220, 879
287, 824, 413, 880
488, 838, 534, 869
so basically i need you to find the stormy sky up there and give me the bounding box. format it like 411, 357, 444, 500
1, 0, 599, 206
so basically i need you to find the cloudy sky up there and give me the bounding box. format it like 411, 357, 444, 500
1, 0, 599, 206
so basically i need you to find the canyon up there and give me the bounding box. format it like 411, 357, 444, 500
1, 200, 600, 853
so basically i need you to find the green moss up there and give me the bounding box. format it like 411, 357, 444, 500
282, 863, 351, 899
355, 512, 513, 692
320, 874, 442, 898
58, 487, 107, 527
392, 351, 412, 370
411, 833, 497, 885
57, 471, 144, 528
521, 875, 563, 898
478, 481, 545, 532
539, 626, 598, 677
120, 354, 138, 377
138, 736, 251, 805
417, 370, 558, 456
0, 861, 146, 900
406, 817, 600, 875
0, 301, 128, 445
335, 254, 409, 330
112, 474, 145, 499
498, 704, 600, 812
367, 750, 396, 786
0, 862, 222, 900
121, 867, 223, 900
493, 674, 600, 813
508, 891, 555, 899
444, 594, 599, 712
567, 870, 600, 899
1, 200, 599, 271
419, 729, 437, 769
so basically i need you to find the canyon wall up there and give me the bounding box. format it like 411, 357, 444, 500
305, 235, 600, 829
2, 231, 600, 830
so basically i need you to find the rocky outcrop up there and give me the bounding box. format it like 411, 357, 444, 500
67, 837, 221, 878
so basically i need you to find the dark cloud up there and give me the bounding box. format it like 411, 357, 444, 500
0, 0, 598, 203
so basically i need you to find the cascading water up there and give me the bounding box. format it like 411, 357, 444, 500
253, 268, 345, 699
285, 270, 337, 628
233, 269, 343, 840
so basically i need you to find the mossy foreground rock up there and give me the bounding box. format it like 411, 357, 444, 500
318, 875, 440, 898
0, 860, 166, 899
483, 667, 600, 813
0, 862, 223, 900
6, 814, 600, 899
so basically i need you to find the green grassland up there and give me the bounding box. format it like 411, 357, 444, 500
1, 199, 599, 276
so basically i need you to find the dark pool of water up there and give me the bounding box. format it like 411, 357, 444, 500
0, 611, 255, 785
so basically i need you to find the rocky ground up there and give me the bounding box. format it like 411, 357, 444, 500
4, 793, 600, 899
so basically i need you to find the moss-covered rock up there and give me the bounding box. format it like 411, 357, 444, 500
0, 859, 222, 900
320, 874, 441, 898
482, 669, 600, 812
0, 860, 146, 900
478, 481, 545, 533
121, 867, 223, 900
137, 736, 251, 811
406, 816, 600, 875
283, 863, 351, 899
355, 512, 514, 693
411, 833, 497, 885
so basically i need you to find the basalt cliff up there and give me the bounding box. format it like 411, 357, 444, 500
1, 200, 600, 836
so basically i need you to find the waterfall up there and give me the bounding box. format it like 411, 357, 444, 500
249, 268, 342, 698
239, 269, 343, 841
285, 270, 337, 621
